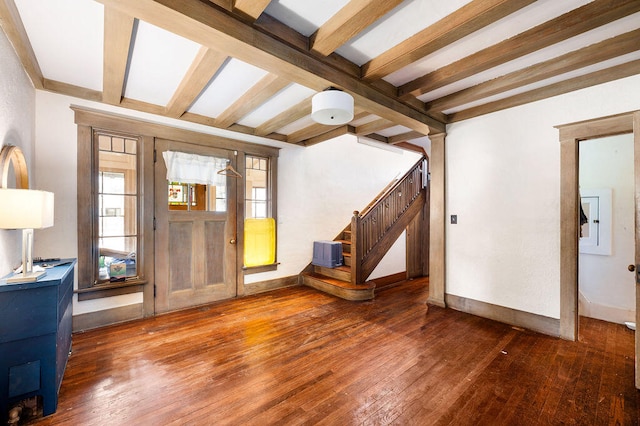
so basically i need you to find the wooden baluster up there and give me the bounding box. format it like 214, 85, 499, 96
351, 211, 363, 285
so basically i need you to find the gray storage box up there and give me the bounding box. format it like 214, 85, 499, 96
312, 240, 343, 268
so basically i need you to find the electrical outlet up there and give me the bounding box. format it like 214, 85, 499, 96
450, 215, 457, 224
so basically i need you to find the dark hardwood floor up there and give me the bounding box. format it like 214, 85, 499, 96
27, 278, 638, 425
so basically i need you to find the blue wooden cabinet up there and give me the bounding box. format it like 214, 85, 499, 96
0, 259, 76, 423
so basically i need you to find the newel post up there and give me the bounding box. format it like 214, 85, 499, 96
351, 211, 363, 285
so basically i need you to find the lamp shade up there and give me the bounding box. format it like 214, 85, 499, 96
0, 188, 54, 229
311, 90, 354, 125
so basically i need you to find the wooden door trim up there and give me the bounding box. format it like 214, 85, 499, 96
557, 111, 637, 343
428, 133, 446, 307
72, 106, 280, 158
634, 110, 640, 390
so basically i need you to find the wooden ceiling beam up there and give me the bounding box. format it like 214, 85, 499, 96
399, 0, 640, 98
362, 0, 535, 80
215, 74, 289, 128
448, 59, 640, 123
298, 125, 354, 147
119, 98, 290, 141
232, 0, 270, 21
355, 118, 394, 135
288, 110, 369, 144
95, 0, 444, 135
0, 0, 44, 89
165, 47, 227, 118
255, 95, 312, 137
254, 13, 361, 78
428, 28, 640, 113
102, 7, 135, 105
310, 0, 403, 56
362, 133, 389, 144
394, 141, 428, 156
207, 0, 232, 12
43, 79, 102, 102
288, 122, 343, 144
388, 130, 425, 144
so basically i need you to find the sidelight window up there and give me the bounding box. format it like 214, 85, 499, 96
96, 133, 140, 283
245, 155, 269, 219
244, 155, 276, 269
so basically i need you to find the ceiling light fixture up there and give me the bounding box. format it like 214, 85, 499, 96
311, 87, 354, 125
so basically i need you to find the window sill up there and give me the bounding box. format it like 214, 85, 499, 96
243, 263, 279, 275
76, 278, 147, 301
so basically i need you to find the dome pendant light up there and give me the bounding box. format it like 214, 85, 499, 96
311, 87, 354, 125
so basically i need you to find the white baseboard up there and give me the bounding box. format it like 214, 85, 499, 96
578, 292, 635, 324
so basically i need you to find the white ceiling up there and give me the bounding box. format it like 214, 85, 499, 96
5, 0, 640, 148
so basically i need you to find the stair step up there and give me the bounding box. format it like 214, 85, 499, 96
343, 253, 351, 266
337, 240, 351, 253
313, 264, 350, 281
302, 272, 375, 301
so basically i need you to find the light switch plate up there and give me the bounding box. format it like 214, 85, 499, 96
450, 215, 457, 224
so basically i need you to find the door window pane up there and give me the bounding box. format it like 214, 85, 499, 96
167, 181, 226, 212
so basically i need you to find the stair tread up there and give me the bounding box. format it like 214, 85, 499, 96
336, 239, 351, 244
313, 264, 350, 271
303, 272, 375, 289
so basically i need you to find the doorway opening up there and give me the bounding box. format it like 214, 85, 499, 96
557, 110, 639, 387
578, 135, 635, 334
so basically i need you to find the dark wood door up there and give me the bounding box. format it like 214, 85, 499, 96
154, 139, 237, 313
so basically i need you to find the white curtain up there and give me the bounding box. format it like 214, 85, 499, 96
162, 150, 228, 186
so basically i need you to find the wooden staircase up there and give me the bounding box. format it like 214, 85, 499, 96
301, 157, 428, 301
302, 227, 376, 301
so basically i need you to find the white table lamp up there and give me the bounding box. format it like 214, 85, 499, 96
0, 188, 54, 283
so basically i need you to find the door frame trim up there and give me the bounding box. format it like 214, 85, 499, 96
557, 111, 639, 352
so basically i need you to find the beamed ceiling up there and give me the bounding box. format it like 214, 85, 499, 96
1, 0, 639, 150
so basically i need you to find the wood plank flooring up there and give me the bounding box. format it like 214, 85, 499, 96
27, 278, 639, 425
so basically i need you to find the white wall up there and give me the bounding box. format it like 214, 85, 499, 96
446, 74, 640, 319
33, 90, 420, 315
579, 134, 635, 323
0, 29, 36, 277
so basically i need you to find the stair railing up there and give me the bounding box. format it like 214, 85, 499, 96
351, 157, 427, 284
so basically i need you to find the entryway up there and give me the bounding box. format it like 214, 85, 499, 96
578, 134, 635, 327
154, 138, 238, 313
558, 110, 640, 388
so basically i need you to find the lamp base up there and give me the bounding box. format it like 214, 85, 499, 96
7, 270, 47, 283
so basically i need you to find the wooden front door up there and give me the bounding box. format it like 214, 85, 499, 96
154, 139, 237, 313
